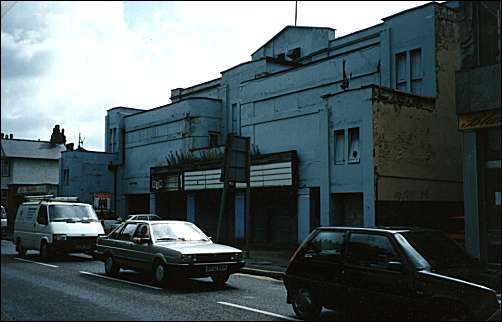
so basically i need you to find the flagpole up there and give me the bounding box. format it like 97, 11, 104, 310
295, 1, 298, 26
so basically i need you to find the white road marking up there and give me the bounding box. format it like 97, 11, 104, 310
217, 301, 300, 321
234, 273, 280, 282
79, 271, 163, 290
14, 257, 59, 268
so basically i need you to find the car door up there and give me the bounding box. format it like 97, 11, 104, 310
34, 205, 50, 249
114, 223, 139, 267
292, 229, 348, 309
129, 224, 155, 271
343, 232, 414, 320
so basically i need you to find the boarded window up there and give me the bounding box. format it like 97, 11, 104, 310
209, 132, 219, 147
348, 127, 360, 163
411, 48, 422, 95
334, 130, 345, 164
395, 52, 407, 91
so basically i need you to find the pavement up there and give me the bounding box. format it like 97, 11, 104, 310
240, 248, 294, 280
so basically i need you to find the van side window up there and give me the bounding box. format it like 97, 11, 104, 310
305, 230, 346, 262
37, 206, 48, 225
346, 233, 400, 269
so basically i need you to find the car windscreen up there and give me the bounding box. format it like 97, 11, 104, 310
151, 222, 209, 241
49, 204, 99, 222
400, 231, 475, 269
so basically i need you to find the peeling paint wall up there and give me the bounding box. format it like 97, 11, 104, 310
373, 89, 462, 202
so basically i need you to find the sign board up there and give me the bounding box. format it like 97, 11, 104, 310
220, 134, 250, 183
94, 193, 112, 212
151, 174, 181, 192
458, 110, 500, 130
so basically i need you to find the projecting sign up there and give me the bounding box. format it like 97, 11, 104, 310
458, 110, 500, 130
220, 134, 250, 183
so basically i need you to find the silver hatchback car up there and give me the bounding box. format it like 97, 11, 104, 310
95, 220, 244, 286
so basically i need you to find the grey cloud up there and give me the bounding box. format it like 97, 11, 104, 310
1, 43, 54, 79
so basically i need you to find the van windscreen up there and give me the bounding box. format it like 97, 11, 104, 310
49, 205, 98, 222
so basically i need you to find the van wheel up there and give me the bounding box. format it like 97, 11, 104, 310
152, 261, 168, 286
104, 254, 119, 276
39, 241, 52, 260
16, 239, 27, 256
292, 288, 321, 320
211, 273, 230, 286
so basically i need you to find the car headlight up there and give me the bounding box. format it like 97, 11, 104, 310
230, 252, 243, 261
497, 294, 501, 306
53, 234, 67, 241
181, 254, 196, 263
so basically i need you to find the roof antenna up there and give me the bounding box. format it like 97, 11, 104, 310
295, 1, 298, 26
78, 133, 85, 149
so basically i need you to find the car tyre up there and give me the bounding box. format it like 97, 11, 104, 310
16, 238, 27, 256
292, 288, 321, 320
152, 261, 168, 287
104, 254, 120, 276
211, 273, 230, 286
439, 309, 467, 321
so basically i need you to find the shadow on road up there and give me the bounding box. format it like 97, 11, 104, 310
81, 270, 239, 294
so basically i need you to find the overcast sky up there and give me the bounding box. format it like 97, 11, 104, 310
1, 1, 429, 150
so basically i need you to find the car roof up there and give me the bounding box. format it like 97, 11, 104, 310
126, 220, 192, 224
315, 226, 437, 234
21, 201, 90, 206
129, 214, 160, 217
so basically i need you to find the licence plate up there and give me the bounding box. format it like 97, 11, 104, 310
205, 265, 227, 272
76, 244, 91, 250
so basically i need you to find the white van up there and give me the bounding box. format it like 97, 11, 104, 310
13, 197, 105, 258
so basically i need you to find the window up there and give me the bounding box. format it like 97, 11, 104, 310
1, 159, 10, 177
395, 52, 407, 91
395, 48, 423, 94
119, 223, 139, 241
348, 127, 360, 163
306, 230, 346, 262
410, 48, 422, 95
232, 103, 239, 134
346, 233, 400, 269
209, 132, 219, 147
37, 206, 48, 225
133, 224, 151, 239
334, 130, 345, 164
63, 169, 69, 185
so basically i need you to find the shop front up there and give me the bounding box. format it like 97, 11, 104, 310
150, 150, 298, 248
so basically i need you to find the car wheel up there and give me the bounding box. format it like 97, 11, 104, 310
152, 261, 168, 286
211, 273, 230, 286
39, 241, 52, 260
104, 254, 119, 276
292, 288, 321, 320
16, 238, 27, 256
439, 311, 466, 321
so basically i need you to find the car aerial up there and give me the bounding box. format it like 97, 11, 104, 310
284, 226, 501, 321
1, 205, 7, 239
13, 196, 105, 259
95, 220, 245, 287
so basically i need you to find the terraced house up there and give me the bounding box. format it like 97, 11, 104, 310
61, 1, 467, 249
